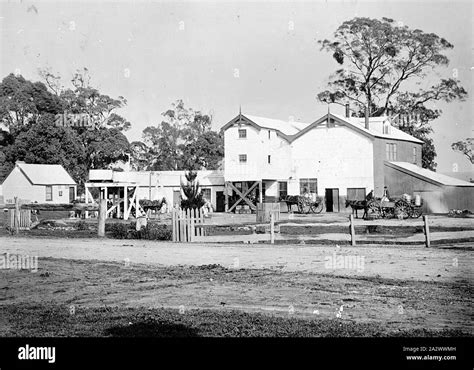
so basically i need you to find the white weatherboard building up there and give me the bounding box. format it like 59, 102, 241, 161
222, 110, 474, 213
222, 110, 424, 212
2, 162, 77, 204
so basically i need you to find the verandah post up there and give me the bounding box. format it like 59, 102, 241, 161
98, 199, 107, 237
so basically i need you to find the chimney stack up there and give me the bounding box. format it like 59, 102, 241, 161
364, 107, 370, 130
345, 103, 350, 118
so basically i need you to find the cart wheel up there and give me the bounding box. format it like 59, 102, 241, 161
366, 200, 381, 219
311, 200, 324, 214
394, 200, 410, 219
410, 207, 423, 219
298, 199, 309, 214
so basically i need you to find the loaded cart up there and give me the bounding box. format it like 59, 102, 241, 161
366, 194, 423, 220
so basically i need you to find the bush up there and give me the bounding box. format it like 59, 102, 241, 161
74, 220, 89, 230
108, 221, 171, 241
134, 223, 172, 241
108, 223, 130, 239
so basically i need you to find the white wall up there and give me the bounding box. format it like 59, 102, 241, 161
224, 124, 292, 182
291, 125, 374, 196
2, 167, 76, 203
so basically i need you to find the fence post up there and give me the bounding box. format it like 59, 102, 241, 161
98, 199, 107, 237
350, 214, 356, 246
14, 197, 20, 234
423, 215, 430, 248
172, 208, 176, 242
270, 212, 275, 244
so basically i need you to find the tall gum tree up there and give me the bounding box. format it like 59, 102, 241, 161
317, 17, 467, 170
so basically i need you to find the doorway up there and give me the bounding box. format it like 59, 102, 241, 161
69, 187, 75, 203
216, 191, 225, 212
325, 188, 340, 212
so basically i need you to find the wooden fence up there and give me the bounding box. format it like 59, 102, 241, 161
349, 214, 432, 247
172, 208, 206, 242
9, 209, 31, 231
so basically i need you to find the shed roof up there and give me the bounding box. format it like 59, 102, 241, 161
387, 162, 474, 187
16, 162, 76, 185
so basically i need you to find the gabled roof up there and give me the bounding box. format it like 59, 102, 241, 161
386, 161, 474, 187
221, 112, 423, 144
15, 162, 76, 185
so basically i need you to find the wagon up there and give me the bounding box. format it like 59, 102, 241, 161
282, 195, 324, 214
366, 196, 423, 220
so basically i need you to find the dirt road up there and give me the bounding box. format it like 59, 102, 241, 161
1, 236, 472, 282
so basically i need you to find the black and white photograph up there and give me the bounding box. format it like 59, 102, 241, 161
0, 0, 472, 367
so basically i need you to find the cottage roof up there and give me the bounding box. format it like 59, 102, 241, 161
387, 162, 474, 187
16, 162, 76, 185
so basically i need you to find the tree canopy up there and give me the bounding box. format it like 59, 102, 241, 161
131, 99, 223, 171
318, 17, 467, 170
0, 70, 131, 185
451, 138, 474, 164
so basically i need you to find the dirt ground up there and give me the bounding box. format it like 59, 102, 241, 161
0, 236, 473, 336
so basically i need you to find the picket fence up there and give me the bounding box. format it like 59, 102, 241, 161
171, 208, 206, 242
9, 209, 31, 231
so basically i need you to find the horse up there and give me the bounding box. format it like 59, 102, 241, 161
345, 190, 374, 219
281, 195, 300, 213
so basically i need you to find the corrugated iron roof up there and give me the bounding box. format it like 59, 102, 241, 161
388, 162, 474, 187
16, 162, 76, 185
243, 114, 310, 135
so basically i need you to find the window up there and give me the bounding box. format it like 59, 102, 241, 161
46, 186, 53, 201
201, 188, 211, 201
268, 155, 271, 164
299, 178, 317, 195
238, 129, 247, 138
386, 143, 397, 161
239, 154, 247, 163
413, 147, 417, 163
347, 188, 366, 201
278, 182, 288, 199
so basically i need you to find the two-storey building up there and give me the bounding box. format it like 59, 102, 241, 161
222, 110, 473, 213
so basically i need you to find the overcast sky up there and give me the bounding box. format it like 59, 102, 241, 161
1, 0, 472, 174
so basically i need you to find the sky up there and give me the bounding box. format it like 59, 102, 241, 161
0, 0, 472, 175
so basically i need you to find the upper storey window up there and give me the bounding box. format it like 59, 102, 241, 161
238, 129, 247, 139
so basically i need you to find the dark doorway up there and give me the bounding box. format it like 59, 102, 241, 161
325, 188, 340, 212
216, 191, 225, 212
69, 187, 75, 203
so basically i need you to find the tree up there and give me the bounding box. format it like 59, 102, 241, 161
0, 73, 63, 131
135, 100, 223, 171
180, 171, 205, 210
451, 138, 474, 164
317, 17, 467, 169
0, 71, 132, 187
3, 114, 87, 184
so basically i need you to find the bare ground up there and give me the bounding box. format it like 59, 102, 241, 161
0, 236, 473, 336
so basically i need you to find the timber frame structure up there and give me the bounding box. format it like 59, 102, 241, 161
224, 180, 263, 213
84, 181, 145, 220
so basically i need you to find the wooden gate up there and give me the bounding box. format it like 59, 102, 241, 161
172, 208, 206, 242
9, 209, 31, 230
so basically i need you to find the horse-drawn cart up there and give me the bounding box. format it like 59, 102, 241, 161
281, 195, 324, 214
366, 195, 423, 220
